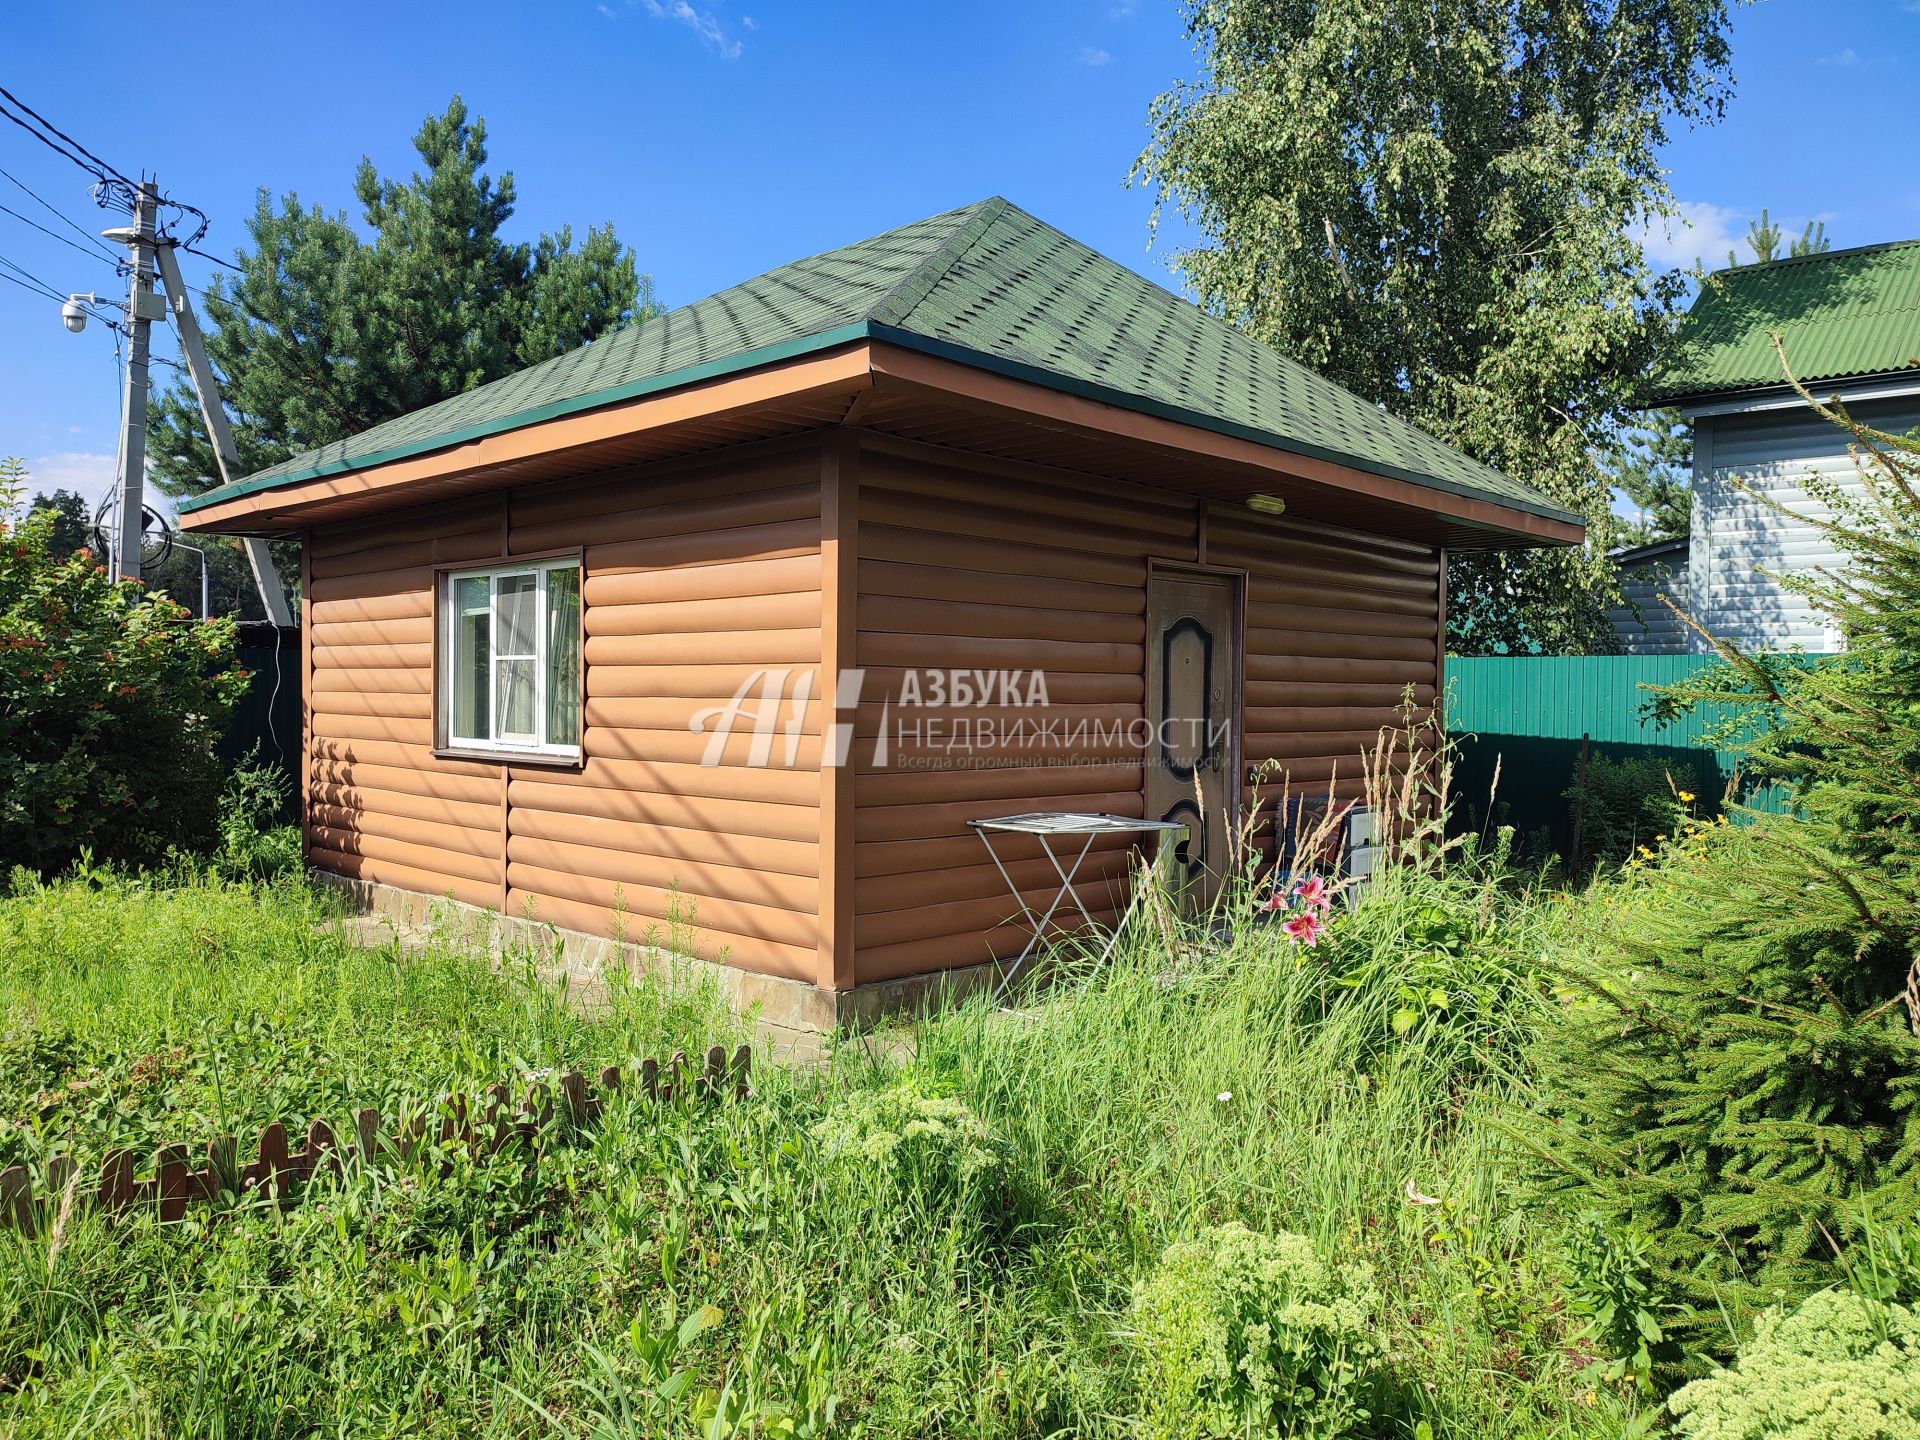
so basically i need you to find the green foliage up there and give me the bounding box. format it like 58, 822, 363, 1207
1525, 818, 1920, 1329
1526, 391, 1920, 1333
23, 488, 88, 556
145, 96, 656, 497
0, 461, 247, 873
211, 757, 302, 882
1609, 408, 1694, 547
0, 857, 1629, 1438
1131, 1223, 1380, 1440
1561, 1214, 1683, 1395
1563, 752, 1701, 873
1134, 0, 1738, 654
1666, 1290, 1920, 1439
809, 1084, 1009, 1236
1726, 208, 1831, 269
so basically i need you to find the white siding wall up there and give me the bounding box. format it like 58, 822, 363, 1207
1687, 394, 1920, 653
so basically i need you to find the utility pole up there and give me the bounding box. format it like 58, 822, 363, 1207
106, 181, 164, 584
152, 240, 294, 626
96, 177, 294, 625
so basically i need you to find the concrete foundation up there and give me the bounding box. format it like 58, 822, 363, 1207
312, 872, 1002, 1045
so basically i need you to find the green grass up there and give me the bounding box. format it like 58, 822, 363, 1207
0, 864, 1631, 1438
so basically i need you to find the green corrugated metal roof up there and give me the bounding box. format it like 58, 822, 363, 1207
181, 198, 1575, 525
1647, 238, 1920, 403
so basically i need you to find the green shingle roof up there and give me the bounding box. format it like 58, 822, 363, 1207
1647, 238, 1920, 403
181, 198, 1574, 525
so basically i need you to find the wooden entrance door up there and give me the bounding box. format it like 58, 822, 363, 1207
1144, 570, 1239, 906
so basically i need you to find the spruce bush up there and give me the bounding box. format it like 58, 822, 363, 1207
1523, 380, 1920, 1330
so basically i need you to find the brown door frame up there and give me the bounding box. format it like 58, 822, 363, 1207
1143, 556, 1248, 843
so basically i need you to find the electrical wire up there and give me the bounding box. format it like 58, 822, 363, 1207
0, 248, 67, 301
0, 264, 64, 303
182, 243, 239, 273
0, 87, 214, 250
0, 164, 119, 260
0, 200, 122, 269
0, 85, 132, 186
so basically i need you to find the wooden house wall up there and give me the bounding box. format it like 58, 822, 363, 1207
846, 439, 1442, 987
304, 442, 824, 982
304, 429, 1442, 994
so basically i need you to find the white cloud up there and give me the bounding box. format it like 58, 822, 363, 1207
1817, 47, 1859, 66
640, 0, 743, 58
1637, 200, 1743, 272
597, 3, 616, 16
1078, 45, 1113, 66
1106, 0, 1137, 15
741, 14, 756, 28
28, 451, 116, 497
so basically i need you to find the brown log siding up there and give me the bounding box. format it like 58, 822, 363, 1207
302, 429, 1439, 996
304, 444, 824, 980
846, 440, 1441, 986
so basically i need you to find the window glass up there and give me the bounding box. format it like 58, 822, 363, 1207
439, 560, 581, 756
450, 575, 491, 742
545, 566, 582, 747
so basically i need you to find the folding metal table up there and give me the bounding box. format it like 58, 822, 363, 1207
967, 811, 1189, 995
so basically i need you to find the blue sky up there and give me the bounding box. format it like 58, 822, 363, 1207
4, 0, 1918, 513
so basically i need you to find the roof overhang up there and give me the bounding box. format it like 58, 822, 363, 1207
1647, 369, 1920, 419
181, 337, 1581, 550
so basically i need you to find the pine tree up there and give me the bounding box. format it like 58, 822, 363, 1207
1525, 350, 1920, 1343
1610, 409, 1694, 546
1727, 208, 1831, 268
146, 97, 655, 497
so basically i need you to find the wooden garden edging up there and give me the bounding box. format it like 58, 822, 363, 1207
0, 1043, 751, 1233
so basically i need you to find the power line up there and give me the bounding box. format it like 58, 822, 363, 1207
178, 242, 240, 274
0, 249, 65, 301
0, 265, 64, 303
0, 164, 119, 260
0, 200, 121, 269
0, 84, 131, 186
0, 87, 212, 249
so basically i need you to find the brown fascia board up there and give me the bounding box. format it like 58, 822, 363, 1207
178, 344, 878, 535
183, 337, 1581, 549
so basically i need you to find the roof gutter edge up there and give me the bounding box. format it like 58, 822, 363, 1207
177, 321, 878, 514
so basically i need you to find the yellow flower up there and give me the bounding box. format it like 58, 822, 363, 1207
1677, 790, 1696, 803
1654, 834, 1667, 842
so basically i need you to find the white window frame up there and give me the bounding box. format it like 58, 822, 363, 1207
436, 555, 582, 761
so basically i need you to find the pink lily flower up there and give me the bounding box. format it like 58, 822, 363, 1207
1261, 891, 1289, 912
1292, 875, 1330, 910
1282, 910, 1324, 947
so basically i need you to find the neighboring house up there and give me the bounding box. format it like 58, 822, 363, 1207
181, 198, 1577, 1028
1619, 238, 1920, 654
1607, 537, 1691, 654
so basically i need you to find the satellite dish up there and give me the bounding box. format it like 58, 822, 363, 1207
88, 496, 175, 570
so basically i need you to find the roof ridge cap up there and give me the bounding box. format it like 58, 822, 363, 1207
865, 197, 1012, 328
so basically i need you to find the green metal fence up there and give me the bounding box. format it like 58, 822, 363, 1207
220, 623, 302, 821
1445, 655, 1783, 862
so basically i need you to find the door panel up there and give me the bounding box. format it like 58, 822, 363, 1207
1145, 572, 1239, 906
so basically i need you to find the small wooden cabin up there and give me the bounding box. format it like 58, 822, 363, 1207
181, 198, 1579, 1027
